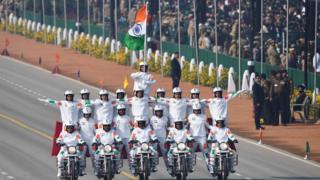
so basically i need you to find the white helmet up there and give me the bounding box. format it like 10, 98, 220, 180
64, 121, 75, 126
135, 116, 146, 122
154, 104, 163, 112
64, 90, 74, 96
80, 88, 90, 94
213, 87, 223, 93
190, 88, 200, 94
117, 103, 126, 110
82, 107, 92, 114
192, 102, 201, 110
99, 89, 108, 95
116, 88, 125, 94
139, 61, 148, 66
172, 87, 182, 93
156, 87, 165, 93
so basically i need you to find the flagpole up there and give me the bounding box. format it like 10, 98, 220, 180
314, 0, 318, 95
238, 0, 241, 90
88, 0, 91, 56
144, 2, 148, 64
64, 0, 67, 30
42, 0, 47, 44
214, 0, 218, 86
14, 0, 16, 34
286, 0, 289, 70
77, 0, 80, 52
193, 0, 200, 87
115, 0, 118, 62
260, 0, 263, 73
53, 0, 57, 45
159, 0, 163, 76
177, 0, 181, 57
33, 0, 36, 21
103, 0, 105, 59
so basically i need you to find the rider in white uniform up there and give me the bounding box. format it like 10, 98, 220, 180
130, 61, 156, 97
167, 87, 189, 125
78, 107, 97, 174
187, 88, 206, 115
113, 103, 133, 156
92, 120, 122, 175
128, 87, 153, 122
187, 102, 212, 154
78, 89, 94, 118
38, 90, 81, 126
94, 89, 115, 125
150, 105, 170, 163
129, 116, 159, 174
56, 122, 85, 177
151, 87, 169, 118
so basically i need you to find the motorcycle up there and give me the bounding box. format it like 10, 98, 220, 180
207, 141, 238, 180
59, 144, 84, 180
94, 144, 123, 180
130, 141, 159, 180
167, 142, 195, 180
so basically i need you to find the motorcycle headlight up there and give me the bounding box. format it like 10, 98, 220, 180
219, 143, 228, 151
141, 143, 149, 151
177, 143, 186, 151
68, 146, 77, 154
104, 145, 112, 153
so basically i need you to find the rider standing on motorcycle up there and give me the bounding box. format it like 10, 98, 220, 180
94, 89, 115, 125
78, 107, 97, 175
187, 102, 212, 154
128, 88, 153, 122
167, 87, 189, 125
151, 87, 169, 117
150, 105, 170, 164
207, 118, 238, 173
56, 122, 86, 177
129, 116, 159, 174
92, 120, 123, 175
131, 61, 156, 97
113, 103, 133, 156
78, 89, 94, 118
187, 88, 206, 115
38, 90, 81, 126
203, 87, 245, 126
114, 88, 129, 116
166, 120, 195, 173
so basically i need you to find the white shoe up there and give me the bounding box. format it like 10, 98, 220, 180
57, 169, 61, 177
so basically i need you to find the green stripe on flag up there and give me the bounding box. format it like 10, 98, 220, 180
124, 33, 144, 50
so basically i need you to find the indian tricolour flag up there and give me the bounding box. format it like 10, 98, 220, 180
124, 4, 147, 50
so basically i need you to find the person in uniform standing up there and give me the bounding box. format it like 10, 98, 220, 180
171, 52, 181, 89
252, 74, 265, 129
270, 71, 282, 125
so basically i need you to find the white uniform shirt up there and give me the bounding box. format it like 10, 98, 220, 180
168, 98, 189, 123
206, 98, 228, 124
130, 126, 155, 143
47, 100, 80, 125
167, 128, 192, 143
57, 131, 83, 146
129, 97, 151, 118
188, 113, 210, 137
152, 97, 169, 117
113, 115, 132, 139
94, 99, 114, 124
208, 126, 233, 143
131, 72, 156, 97
78, 117, 96, 143
187, 99, 206, 115
93, 129, 120, 145
150, 116, 169, 138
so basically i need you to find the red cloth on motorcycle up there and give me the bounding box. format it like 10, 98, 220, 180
51, 121, 62, 156
228, 140, 237, 151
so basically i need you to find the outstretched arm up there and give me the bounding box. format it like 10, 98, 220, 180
38, 98, 61, 107
226, 89, 248, 102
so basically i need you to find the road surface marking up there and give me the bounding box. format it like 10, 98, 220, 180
0, 113, 137, 180
7, 176, 14, 179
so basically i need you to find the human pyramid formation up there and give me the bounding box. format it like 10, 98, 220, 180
38, 62, 245, 177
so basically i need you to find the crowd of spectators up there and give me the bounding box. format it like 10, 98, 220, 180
1, 0, 320, 72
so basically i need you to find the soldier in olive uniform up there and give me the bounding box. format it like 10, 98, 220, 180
261, 74, 272, 125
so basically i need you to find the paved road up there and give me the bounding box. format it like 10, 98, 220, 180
0, 56, 319, 180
